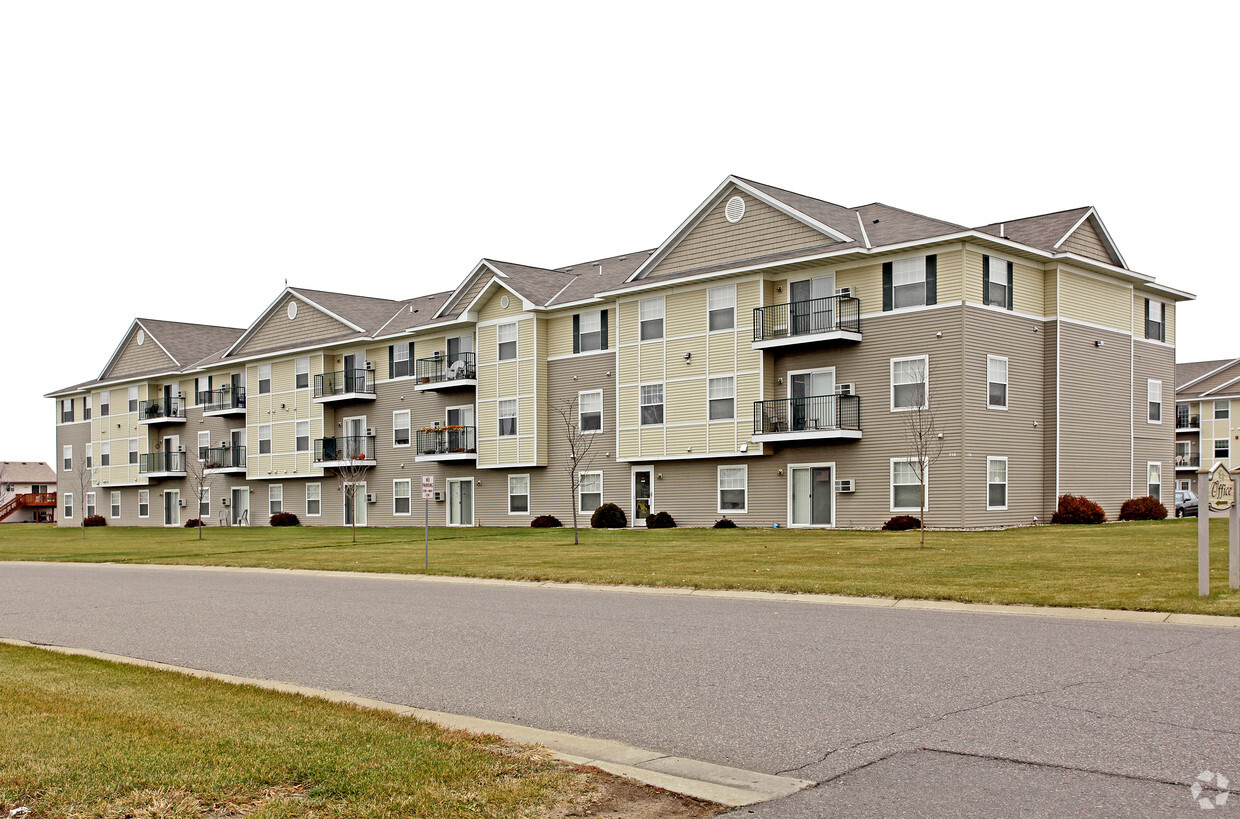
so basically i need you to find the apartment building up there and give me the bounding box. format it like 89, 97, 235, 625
1173, 358, 1240, 496
49, 176, 1190, 529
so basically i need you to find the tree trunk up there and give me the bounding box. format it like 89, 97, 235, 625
919, 477, 926, 549
199, 519, 203, 540
571, 485, 579, 545
351, 490, 357, 543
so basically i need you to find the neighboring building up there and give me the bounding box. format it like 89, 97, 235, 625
1173, 359, 1240, 496
0, 461, 57, 523
48, 176, 1191, 528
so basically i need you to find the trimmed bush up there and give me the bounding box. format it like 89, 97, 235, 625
882, 515, 920, 531
590, 503, 627, 529
646, 511, 676, 529
530, 514, 562, 528
82, 515, 107, 527
1119, 496, 1168, 521
269, 512, 301, 527
184, 518, 206, 528
713, 517, 737, 529
1051, 494, 1106, 525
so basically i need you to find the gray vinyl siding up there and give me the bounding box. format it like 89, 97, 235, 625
105, 327, 177, 379
54, 417, 91, 525
1042, 323, 1058, 511
1132, 340, 1176, 501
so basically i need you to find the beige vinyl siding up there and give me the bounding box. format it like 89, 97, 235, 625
1060, 219, 1115, 265
245, 355, 325, 481
54, 420, 91, 526
237, 294, 356, 357
962, 250, 1045, 316
1132, 341, 1176, 501
545, 307, 613, 359
477, 288, 523, 323
1044, 268, 1058, 316
447, 273, 492, 319
835, 264, 880, 315
106, 328, 177, 379
1057, 269, 1131, 332
1042, 323, 1058, 511
1132, 292, 1176, 345
933, 249, 964, 303
475, 289, 540, 468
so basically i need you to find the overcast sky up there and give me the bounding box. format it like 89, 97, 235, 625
3, 2, 1237, 464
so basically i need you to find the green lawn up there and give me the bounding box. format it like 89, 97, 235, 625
4, 520, 1239, 616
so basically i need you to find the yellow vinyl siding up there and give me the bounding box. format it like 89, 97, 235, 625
106, 328, 177, 379
546, 313, 575, 358
835, 264, 880, 314
963, 251, 1045, 316
1045, 268, 1058, 315
1057, 269, 1130, 332
477, 288, 522, 323
1132, 292, 1176, 345
237, 294, 355, 357
933, 250, 964, 303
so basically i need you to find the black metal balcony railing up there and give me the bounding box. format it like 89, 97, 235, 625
314, 369, 375, 399
1176, 408, 1200, 429
139, 397, 186, 421
139, 451, 186, 474
314, 435, 376, 464
415, 352, 477, 385
753, 295, 861, 343
753, 394, 862, 435
416, 426, 477, 456
203, 446, 246, 470
199, 385, 247, 412
61, 410, 74, 423
1176, 453, 1201, 469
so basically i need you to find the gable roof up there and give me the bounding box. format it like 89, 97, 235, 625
975, 206, 1126, 269
1177, 358, 1240, 399
224, 286, 405, 358
0, 461, 57, 485
1177, 359, 1237, 393
98, 318, 243, 382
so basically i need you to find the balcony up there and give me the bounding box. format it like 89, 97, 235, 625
753, 394, 862, 443
200, 386, 247, 417
1176, 409, 1200, 431
414, 353, 477, 391
314, 435, 376, 469
139, 451, 186, 478
204, 446, 246, 474
415, 426, 477, 462
313, 369, 376, 404
1176, 453, 1201, 471
138, 397, 187, 425
752, 295, 862, 350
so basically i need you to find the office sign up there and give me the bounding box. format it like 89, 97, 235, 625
1208, 462, 1234, 512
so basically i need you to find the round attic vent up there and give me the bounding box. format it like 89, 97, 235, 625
136, 329, 145, 346
500, 295, 510, 309
287, 302, 298, 320
724, 195, 745, 224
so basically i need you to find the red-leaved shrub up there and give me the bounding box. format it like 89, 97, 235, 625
1051, 494, 1106, 525
882, 515, 921, 531
1119, 496, 1168, 521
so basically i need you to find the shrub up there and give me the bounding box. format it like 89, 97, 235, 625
269, 512, 301, 527
530, 514, 562, 528
882, 515, 920, 531
1119, 496, 1168, 521
713, 517, 737, 529
646, 511, 676, 529
590, 503, 627, 529
1051, 494, 1106, 525
184, 518, 206, 528
82, 515, 107, 527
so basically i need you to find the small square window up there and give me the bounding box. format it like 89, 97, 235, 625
892, 356, 928, 411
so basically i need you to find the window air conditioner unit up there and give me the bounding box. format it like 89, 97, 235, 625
365, 361, 375, 371
835, 286, 854, 298
838, 383, 855, 396
178, 498, 188, 507
433, 350, 443, 359
221, 498, 230, 507
433, 490, 445, 502
177, 446, 185, 452
365, 427, 376, 437
834, 479, 855, 493
365, 492, 377, 504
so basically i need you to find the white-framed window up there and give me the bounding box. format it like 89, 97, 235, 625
85, 443, 93, 469
508, 474, 530, 514
99, 441, 110, 467
391, 342, 412, 378
639, 296, 665, 341
258, 363, 272, 394
1146, 299, 1164, 341
127, 386, 138, 413
891, 355, 928, 411
497, 322, 518, 361
708, 376, 736, 421
259, 424, 272, 454
987, 456, 1008, 511
393, 479, 411, 515
198, 431, 211, 461
60, 398, 74, 423
579, 390, 602, 432
99, 390, 110, 417
296, 421, 310, 453
306, 483, 321, 517
128, 438, 138, 465
1215, 399, 1229, 421
1147, 462, 1162, 502
579, 471, 602, 513
985, 256, 1010, 308
891, 458, 924, 512
1147, 380, 1162, 423
498, 399, 518, 436
86, 492, 96, 518
718, 465, 748, 513
640, 383, 664, 425
63, 444, 72, 471
138, 489, 149, 519
892, 257, 927, 309
295, 357, 310, 389
1216, 439, 1230, 460
194, 376, 210, 405
577, 310, 603, 352
708, 284, 736, 331
199, 487, 210, 517
393, 410, 410, 447
988, 356, 1008, 409
269, 484, 283, 515
63, 492, 73, 519
110, 491, 121, 519
84, 395, 92, 420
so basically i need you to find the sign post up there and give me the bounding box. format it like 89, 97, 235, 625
1198, 463, 1236, 596
1232, 468, 1239, 591
421, 475, 435, 571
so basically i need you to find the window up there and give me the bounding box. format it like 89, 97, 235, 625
138, 489, 149, 519
194, 375, 213, 405
64, 493, 73, 519
1145, 299, 1164, 341
393, 479, 411, 515
84, 396, 92, 420
85, 443, 93, 469
891, 459, 923, 511
63, 445, 72, 471
508, 474, 530, 514
891, 356, 928, 411
198, 431, 211, 461
128, 438, 138, 465
579, 472, 602, 513
498, 399, 518, 436
987, 356, 1008, 409
391, 342, 412, 378
100, 391, 110, 417
718, 465, 748, 512
1147, 380, 1162, 423
259, 425, 272, 454
984, 256, 1011, 309
497, 322, 518, 360
640, 383, 664, 425
575, 310, 604, 353
306, 483, 321, 517
110, 491, 121, 519
1147, 462, 1162, 502
708, 376, 735, 420
1216, 439, 1230, 460
579, 391, 602, 432
892, 257, 927, 308
708, 285, 736, 331
61, 398, 74, 423
86, 492, 96, 518
128, 386, 138, 413
1215, 400, 1230, 421
100, 442, 110, 467
390, 410, 410, 446
639, 297, 665, 341
269, 484, 283, 515
296, 421, 310, 453
199, 487, 210, 517
258, 364, 272, 394
295, 357, 310, 389
987, 457, 1008, 510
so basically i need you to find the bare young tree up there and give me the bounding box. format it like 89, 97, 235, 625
334, 460, 373, 543
73, 456, 93, 540
551, 395, 602, 545
899, 360, 944, 549
183, 453, 217, 540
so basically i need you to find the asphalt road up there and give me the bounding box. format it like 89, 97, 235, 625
2, 562, 1237, 817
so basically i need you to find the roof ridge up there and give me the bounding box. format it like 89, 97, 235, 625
136, 317, 247, 331
731, 176, 852, 211
976, 205, 1093, 228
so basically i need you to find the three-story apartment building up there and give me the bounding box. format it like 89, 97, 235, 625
50, 176, 1190, 528
1173, 358, 1240, 496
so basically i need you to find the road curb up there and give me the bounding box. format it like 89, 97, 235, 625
0, 637, 813, 807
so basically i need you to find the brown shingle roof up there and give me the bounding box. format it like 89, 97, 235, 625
1177, 359, 1237, 394
0, 461, 57, 484
137, 319, 244, 367
291, 287, 408, 335
974, 207, 1091, 254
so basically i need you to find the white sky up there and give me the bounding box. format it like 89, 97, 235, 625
3, 2, 1237, 464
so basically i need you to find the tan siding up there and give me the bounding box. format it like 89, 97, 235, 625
106, 327, 177, 379
1045, 268, 1058, 316
1043, 323, 1058, 510
450, 274, 491, 318
1058, 269, 1131, 332
1133, 341, 1176, 502
934, 249, 964, 303
1061, 219, 1115, 265
237, 294, 356, 357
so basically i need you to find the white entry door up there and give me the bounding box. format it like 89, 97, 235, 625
632, 467, 654, 526
232, 487, 250, 525
791, 369, 836, 431
447, 478, 473, 526
790, 465, 834, 527
790, 275, 836, 334
345, 482, 367, 527
164, 490, 180, 526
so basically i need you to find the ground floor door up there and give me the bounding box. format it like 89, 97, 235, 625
232, 487, 249, 525
447, 478, 473, 526
790, 465, 834, 526
632, 466, 653, 526
345, 482, 368, 527
163, 490, 180, 527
